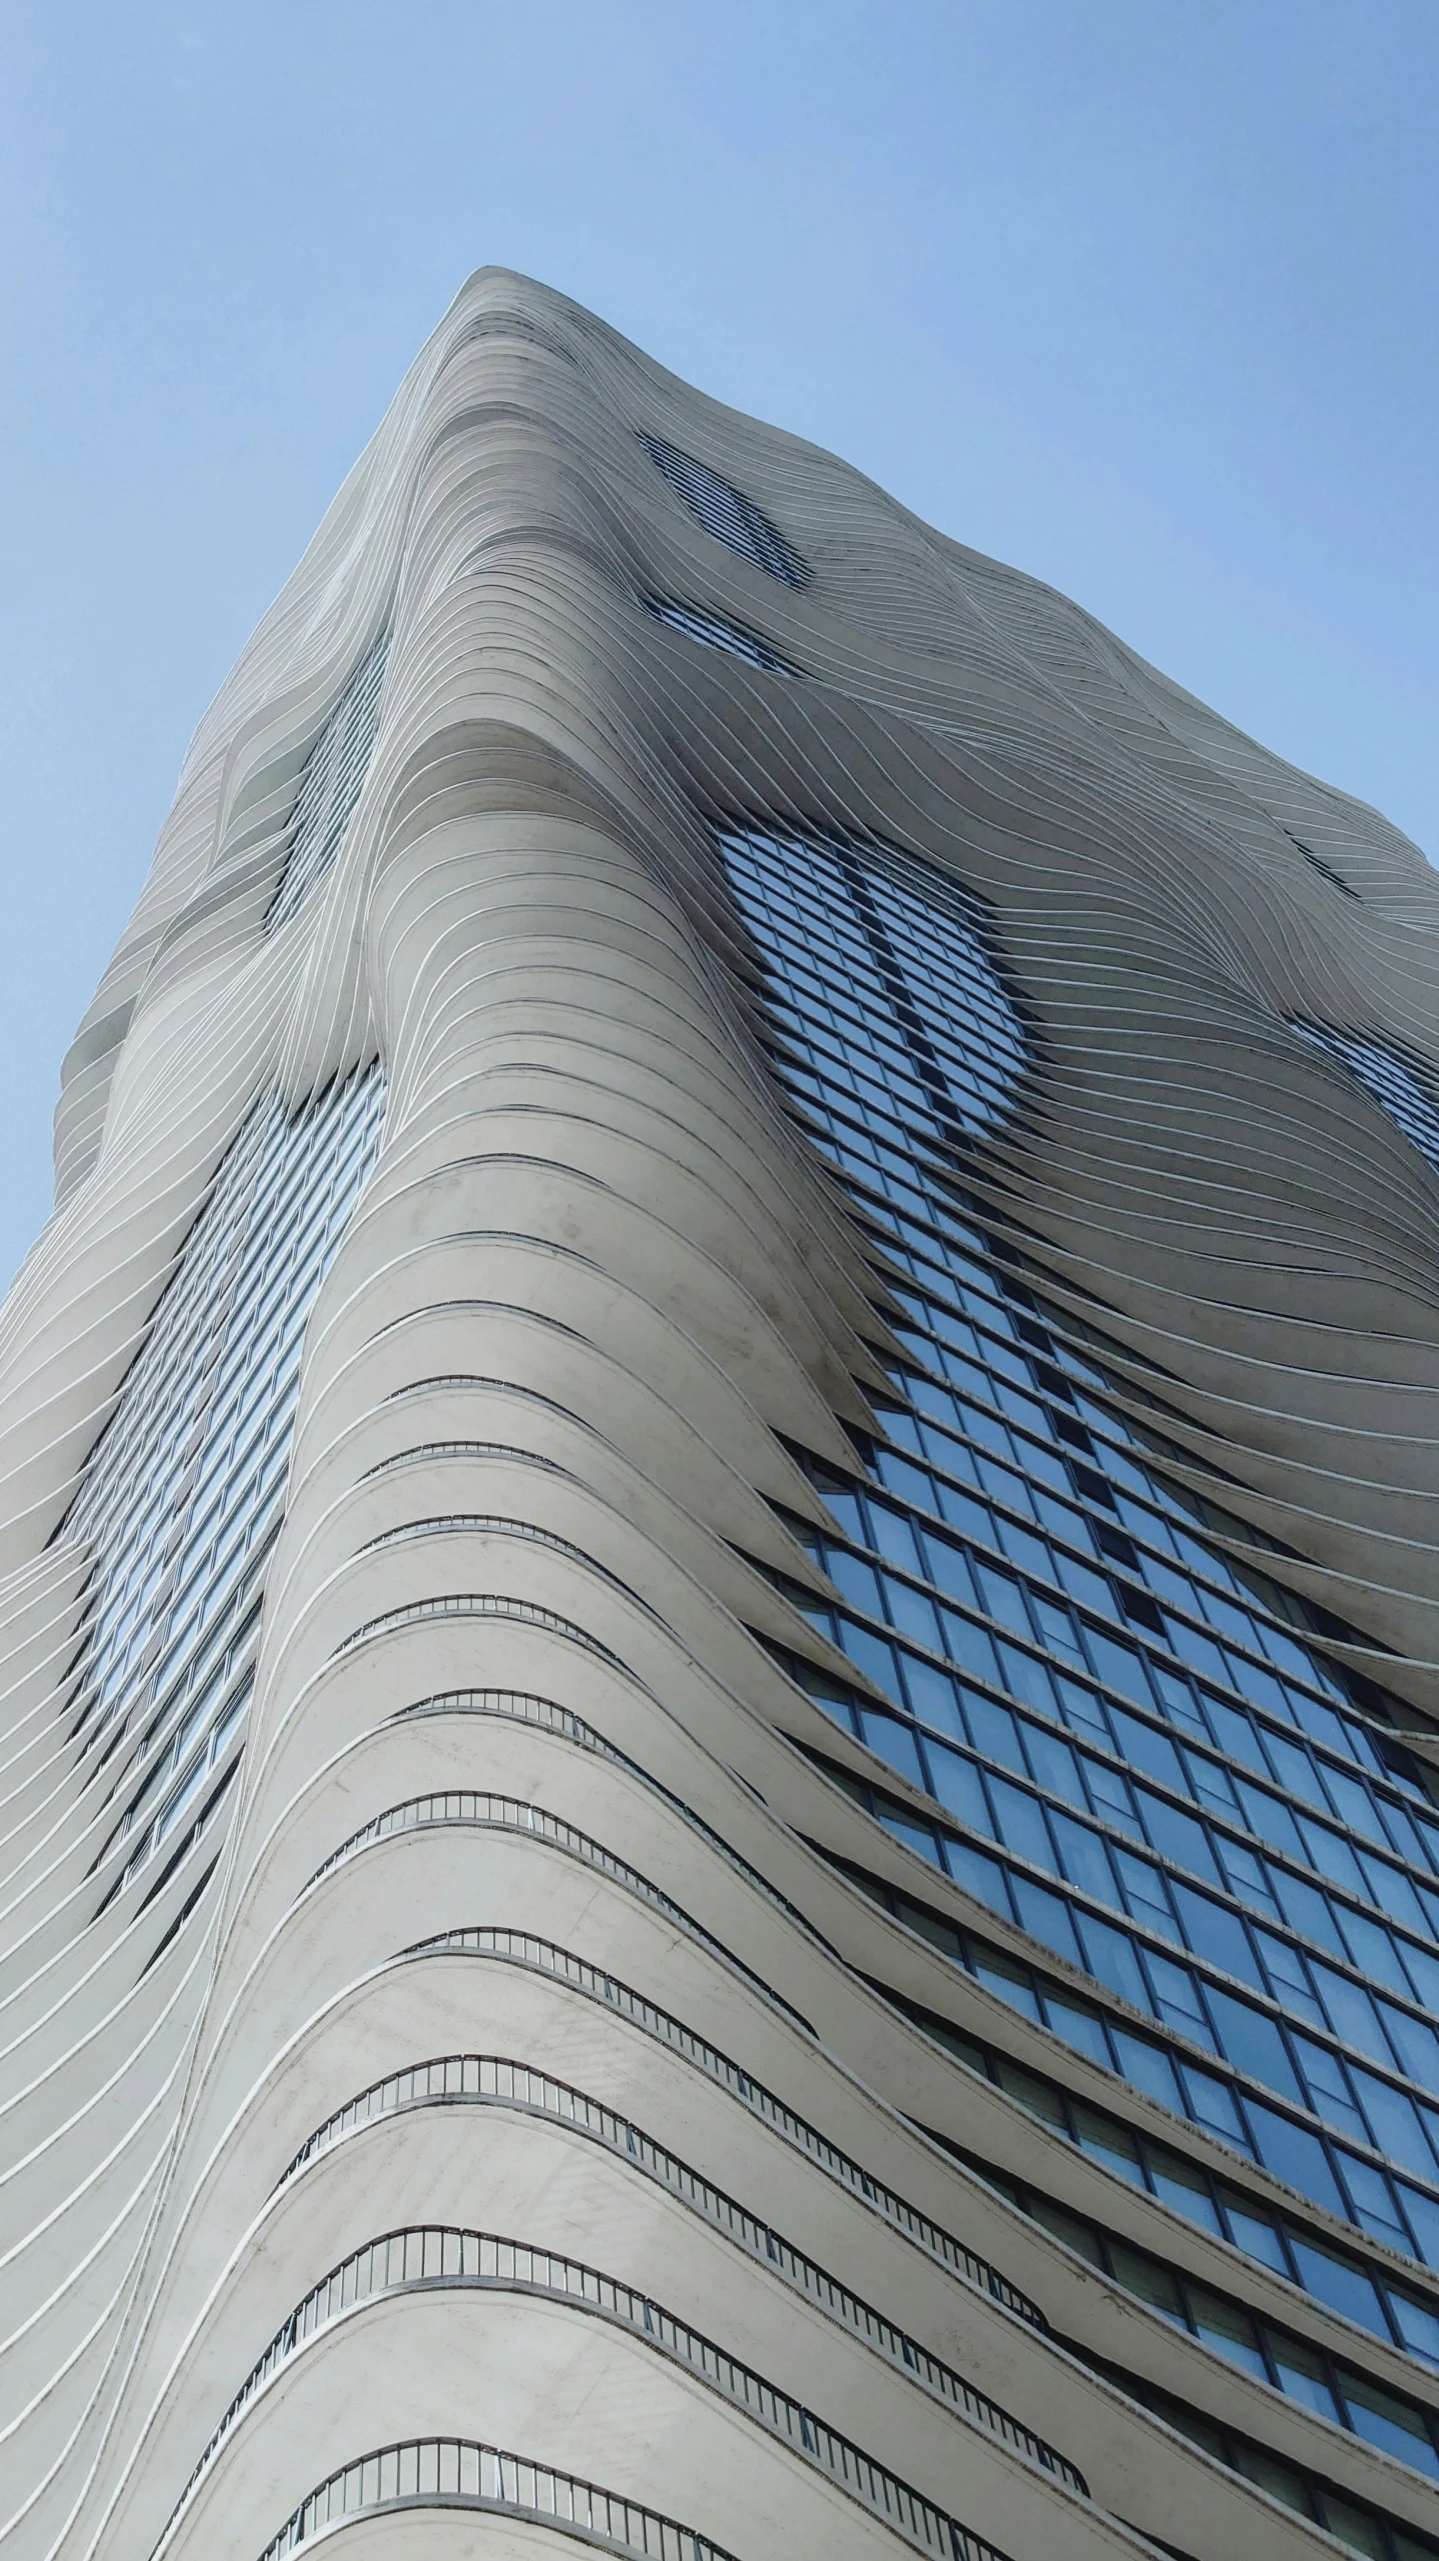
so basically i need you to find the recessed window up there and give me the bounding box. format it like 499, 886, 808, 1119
639, 432, 810, 588
646, 596, 797, 674
1293, 1023, 1439, 1177
720, 819, 1027, 1141
1295, 840, 1361, 901
68, 1065, 386, 1909
267, 630, 389, 929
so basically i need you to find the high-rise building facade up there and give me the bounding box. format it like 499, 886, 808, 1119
4, 268, 1439, 2561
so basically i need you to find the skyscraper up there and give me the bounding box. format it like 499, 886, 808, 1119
4, 265, 1439, 2561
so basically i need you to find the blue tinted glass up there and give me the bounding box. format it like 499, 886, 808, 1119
722, 818, 1439, 2287
69, 1066, 385, 1897
1142, 1793, 1222, 1885
1010, 1877, 1087, 1969
988, 1776, 1056, 1873
1294, 1022, 1439, 1179
858, 1711, 926, 1791
1391, 2291, 1439, 2364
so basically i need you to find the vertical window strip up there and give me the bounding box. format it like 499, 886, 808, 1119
68, 1065, 386, 1906
266, 631, 389, 930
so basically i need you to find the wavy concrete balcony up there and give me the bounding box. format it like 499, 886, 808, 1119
3, 269, 1439, 2561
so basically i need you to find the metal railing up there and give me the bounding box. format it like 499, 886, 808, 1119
300, 1789, 811, 2027
403, 1925, 1051, 2332
196, 2229, 1019, 2561
276, 2054, 1084, 2491
255, 2436, 733, 2559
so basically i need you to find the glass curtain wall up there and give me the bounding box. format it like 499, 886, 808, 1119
720, 820, 1439, 2356
67, 1066, 386, 1922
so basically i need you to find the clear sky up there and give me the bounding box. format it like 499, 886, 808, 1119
1, 1, 1435, 1286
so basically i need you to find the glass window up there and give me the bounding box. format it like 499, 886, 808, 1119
1150, 1666, 1208, 1738
1214, 1836, 1280, 1916
1186, 2284, 1270, 2383
934, 1478, 993, 1543
1052, 1675, 1112, 1747
267, 633, 389, 929
924, 1742, 993, 1834
1298, 1815, 1371, 1902
973, 1945, 1043, 2020
1109, 2239, 1184, 2318
1010, 1876, 1086, 1970
1084, 1757, 1143, 1837
884, 1578, 945, 1651
1349, 2073, 1439, 2183
1084, 1626, 1153, 1705
67, 1065, 384, 1884
723, 818, 1439, 2319
1040, 1991, 1114, 2069
1051, 1554, 1114, 1619
1263, 1728, 1324, 1804
1178, 2063, 1251, 2148
995, 1639, 1056, 1717
938, 1611, 1000, 1686
941, 1836, 1010, 1912
1206, 1990, 1307, 2109
1267, 2332, 1343, 2424
974, 1560, 1031, 1636
898, 1653, 963, 1738
648, 596, 795, 672
858, 1710, 926, 1792
1021, 1724, 1086, 1805
1049, 1809, 1118, 1904
868, 1504, 925, 1574
1244, 2100, 1341, 2222
1253, 1930, 1328, 2030
829, 1549, 885, 1618
1219, 2192, 1290, 2277
1270, 1867, 1346, 1954
1317, 2495, 1391, 2559
1341, 2373, 1439, 2476
1291, 2036, 1370, 2145
1381, 2002, 1439, 2104
1293, 1023, 1439, 1180
1111, 2030, 1189, 2123
1075, 1913, 1152, 2013
1390, 2291, 1439, 2366
1288, 2238, 1389, 2338
1324, 1765, 1391, 1850
1031, 1591, 1086, 1665
878, 1808, 944, 1865
1388, 1903, 1439, 1987
1113, 1848, 1180, 1941
1144, 1950, 1213, 2047
1029, 2194, 1108, 2264
987, 1776, 1056, 1874
964, 1693, 1028, 1774
1343, 2155, 1416, 2254
1170, 1625, 1233, 1690
641, 436, 810, 586
1169, 1886, 1263, 1990
1232, 1776, 1307, 1862
1108, 1707, 1185, 1792
837, 1618, 899, 1695
1311, 1964, 1393, 2070
1147, 2146, 1224, 2232
1201, 1695, 1268, 1775
1139, 1789, 1222, 1884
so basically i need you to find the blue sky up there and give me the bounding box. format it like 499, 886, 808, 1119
1, 1, 1435, 1284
